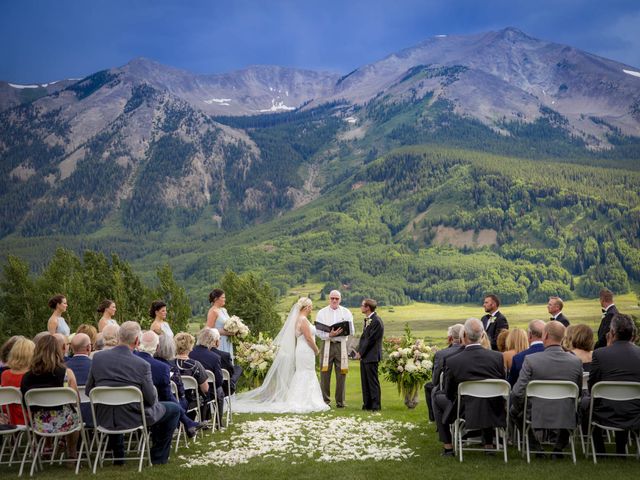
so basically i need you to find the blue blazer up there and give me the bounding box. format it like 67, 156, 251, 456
508, 342, 545, 386
65, 355, 92, 385
189, 345, 223, 389
134, 351, 174, 403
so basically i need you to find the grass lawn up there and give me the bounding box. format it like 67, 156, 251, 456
11, 362, 639, 479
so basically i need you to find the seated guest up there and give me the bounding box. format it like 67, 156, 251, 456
427, 324, 464, 424
588, 314, 640, 455
479, 331, 491, 350
85, 321, 180, 465
433, 318, 505, 456
173, 332, 209, 416
65, 333, 92, 385
97, 324, 119, 353
189, 328, 224, 427
75, 324, 98, 353
0, 336, 23, 375
503, 328, 528, 373
564, 324, 594, 371
1, 337, 35, 424
510, 321, 583, 456
21, 335, 80, 460
210, 328, 243, 395
53, 333, 70, 360
508, 320, 546, 386
154, 334, 204, 437
496, 329, 509, 353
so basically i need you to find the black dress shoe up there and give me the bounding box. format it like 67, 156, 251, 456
441, 448, 455, 457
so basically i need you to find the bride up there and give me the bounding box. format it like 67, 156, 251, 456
234, 297, 330, 413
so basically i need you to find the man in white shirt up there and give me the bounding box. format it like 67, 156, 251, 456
315, 290, 355, 408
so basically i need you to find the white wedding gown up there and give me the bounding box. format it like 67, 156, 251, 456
234, 318, 329, 414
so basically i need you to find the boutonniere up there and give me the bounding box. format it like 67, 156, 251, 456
488, 316, 496, 325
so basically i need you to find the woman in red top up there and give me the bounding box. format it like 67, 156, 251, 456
1, 337, 35, 424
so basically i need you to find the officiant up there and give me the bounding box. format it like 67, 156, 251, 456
315, 290, 355, 408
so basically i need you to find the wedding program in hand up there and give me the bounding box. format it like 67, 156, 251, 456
233, 297, 330, 414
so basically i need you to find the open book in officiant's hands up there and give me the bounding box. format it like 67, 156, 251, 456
315, 320, 351, 336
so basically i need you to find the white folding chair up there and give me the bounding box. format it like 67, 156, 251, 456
522, 380, 580, 463
586, 381, 640, 463
221, 369, 232, 426
453, 379, 510, 463
181, 375, 205, 440
170, 381, 188, 452
89, 386, 151, 473
24, 387, 91, 476
205, 370, 220, 430
0, 386, 31, 476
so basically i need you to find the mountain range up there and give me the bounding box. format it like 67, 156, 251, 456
0, 27, 638, 307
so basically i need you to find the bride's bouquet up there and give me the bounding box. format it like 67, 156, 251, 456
235, 333, 278, 389
381, 324, 437, 408
224, 315, 250, 343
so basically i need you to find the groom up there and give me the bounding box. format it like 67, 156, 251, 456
356, 298, 384, 411
315, 290, 355, 408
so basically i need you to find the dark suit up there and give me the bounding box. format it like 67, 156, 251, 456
437, 344, 505, 444
429, 344, 464, 433
594, 305, 618, 349
508, 342, 544, 386
65, 354, 92, 386
135, 351, 173, 402
588, 340, 640, 453
85, 345, 180, 464
211, 347, 243, 395
510, 345, 583, 449
552, 313, 570, 327
481, 310, 508, 350
358, 312, 384, 410
188, 345, 224, 426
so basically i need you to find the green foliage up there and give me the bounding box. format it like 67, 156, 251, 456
0, 256, 42, 340
153, 263, 191, 333
218, 270, 282, 336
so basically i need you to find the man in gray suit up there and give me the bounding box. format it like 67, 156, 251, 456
85, 321, 180, 465
510, 321, 583, 456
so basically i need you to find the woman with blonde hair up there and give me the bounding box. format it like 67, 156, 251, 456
1, 337, 35, 424
503, 328, 528, 372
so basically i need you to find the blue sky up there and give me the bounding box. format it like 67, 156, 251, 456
1, 0, 639, 83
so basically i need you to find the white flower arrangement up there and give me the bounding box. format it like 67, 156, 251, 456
234, 332, 277, 388
179, 414, 417, 468
224, 315, 250, 341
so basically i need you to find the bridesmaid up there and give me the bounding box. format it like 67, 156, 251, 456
150, 300, 174, 339
47, 294, 71, 336
97, 299, 118, 332
206, 289, 234, 358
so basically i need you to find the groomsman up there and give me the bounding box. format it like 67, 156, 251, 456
547, 296, 569, 327
595, 289, 618, 349
481, 294, 508, 350
356, 298, 384, 411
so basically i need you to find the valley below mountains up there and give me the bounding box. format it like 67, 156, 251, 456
0, 27, 639, 309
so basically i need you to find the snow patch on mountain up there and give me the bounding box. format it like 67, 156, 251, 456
623, 69, 640, 78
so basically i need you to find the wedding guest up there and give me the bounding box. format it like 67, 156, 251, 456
588, 314, 640, 455
21, 334, 80, 460
496, 329, 509, 353
65, 333, 92, 385
154, 333, 204, 438
547, 296, 569, 326
427, 324, 464, 423
508, 320, 545, 386
85, 321, 180, 465
356, 298, 384, 411
75, 324, 97, 353
97, 299, 118, 332
150, 300, 174, 339
510, 321, 582, 457
314, 290, 355, 408
189, 328, 224, 426
479, 331, 491, 350
480, 294, 508, 350
564, 324, 594, 371
47, 294, 70, 336
1, 337, 35, 424
594, 289, 618, 349
173, 332, 209, 416
99, 324, 119, 351
434, 318, 505, 456
206, 289, 235, 358
0, 335, 23, 375
503, 328, 528, 372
